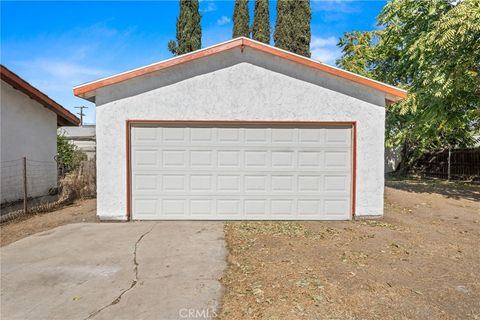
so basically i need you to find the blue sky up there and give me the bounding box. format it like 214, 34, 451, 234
1, 1, 386, 124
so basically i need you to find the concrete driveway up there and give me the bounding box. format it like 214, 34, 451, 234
1, 222, 226, 320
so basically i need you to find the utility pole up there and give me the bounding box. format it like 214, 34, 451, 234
75, 106, 87, 125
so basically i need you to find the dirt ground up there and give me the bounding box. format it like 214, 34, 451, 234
0, 198, 97, 247
219, 181, 480, 320
1, 181, 479, 319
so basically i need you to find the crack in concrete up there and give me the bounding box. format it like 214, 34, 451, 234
85, 225, 155, 319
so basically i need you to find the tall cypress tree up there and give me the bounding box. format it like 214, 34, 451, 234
274, 0, 293, 51
232, 0, 250, 38
168, 0, 202, 56
274, 0, 311, 57
252, 0, 270, 43
293, 0, 311, 57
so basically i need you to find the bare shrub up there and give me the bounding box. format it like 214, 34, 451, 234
58, 160, 96, 204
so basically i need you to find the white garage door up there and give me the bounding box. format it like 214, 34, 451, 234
131, 124, 352, 220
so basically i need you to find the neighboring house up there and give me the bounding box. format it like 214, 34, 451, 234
74, 37, 407, 221
58, 125, 96, 160
1, 65, 79, 203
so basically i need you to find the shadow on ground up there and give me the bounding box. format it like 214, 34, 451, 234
386, 179, 480, 202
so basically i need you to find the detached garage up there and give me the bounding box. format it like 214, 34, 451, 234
74, 37, 406, 221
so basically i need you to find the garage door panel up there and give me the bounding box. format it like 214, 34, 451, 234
245, 199, 267, 215
217, 175, 241, 192
162, 175, 186, 192
325, 127, 351, 146
298, 200, 321, 215
271, 128, 295, 143
298, 151, 322, 168
217, 128, 240, 142
217, 199, 241, 215
133, 126, 159, 141
133, 199, 158, 217
244, 175, 267, 192
190, 127, 212, 142
218, 151, 240, 167
245, 127, 268, 143
324, 151, 350, 169
298, 175, 322, 192
131, 124, 352, 220
271, 151, 295, 168
162, 199, 186, 215
133, 174, 159, 192
190, 199, 213, 215
244, 151, 268, 168
298, 128, 323, 144
162, 149, 186, 167
190, 174, 213, 191
271, 199, 294, 215
190, 150, 214, 168
133, 149, 159, 167
162, 127, 186, 142
324, 199, 350, 216
324, 174, 349, 192
271, 175, 294, 192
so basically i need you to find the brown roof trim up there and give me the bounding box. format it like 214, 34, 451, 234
73, 37, 407, 100
1, 65, 80, 126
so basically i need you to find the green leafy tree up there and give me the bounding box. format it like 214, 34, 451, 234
252, 0, 270, 43
57, 134, 86, 173
233, 0, 250, 38
336, 31, 381, 78
274, 0, 311, 56
168, 0, 202, 56
337, 0, 480, 172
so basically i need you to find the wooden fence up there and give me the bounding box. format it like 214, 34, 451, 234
415, 148, 480, 181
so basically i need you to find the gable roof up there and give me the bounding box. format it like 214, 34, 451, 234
1, 65, 80, 126
73, 37, 407, 102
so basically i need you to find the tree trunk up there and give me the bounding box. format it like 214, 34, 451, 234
396, 142, 411, 176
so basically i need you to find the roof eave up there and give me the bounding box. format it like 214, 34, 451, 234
1, 65, 80, 126
73, 37, 407, 102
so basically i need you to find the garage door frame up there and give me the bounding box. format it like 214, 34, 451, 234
125, 120, 357, 220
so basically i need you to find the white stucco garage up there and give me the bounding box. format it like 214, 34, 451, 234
74, 37, 406, 221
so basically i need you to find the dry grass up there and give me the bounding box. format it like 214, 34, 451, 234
58, 160, 96, 203
218, 183, 480, 320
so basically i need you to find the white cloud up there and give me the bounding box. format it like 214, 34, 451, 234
311, 36, 337, 47
200, 1, 217, 13
216, 16, 231, 26
310, 36, 341, 65
14, 58, 111, 93
37, 59, 108, 79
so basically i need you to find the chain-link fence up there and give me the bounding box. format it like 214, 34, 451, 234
1, 157, 96, 222
1, 157, 59, 216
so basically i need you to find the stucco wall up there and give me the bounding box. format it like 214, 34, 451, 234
95, 47, 386, 220
1, 80, 58, 203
